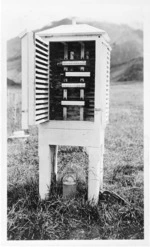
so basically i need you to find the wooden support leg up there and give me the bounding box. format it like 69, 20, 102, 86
88, 147, 103, 205
39, 144, 51, 200
39, 144, 58, 200
99, 130, 105, 191
99, 144, 104, 191
50, 145, 58, 182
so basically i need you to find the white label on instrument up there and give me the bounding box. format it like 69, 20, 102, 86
65, 72, 90, 77
61, 61, 87, 66
61, 101, 85, 106
61, 83, 85, 88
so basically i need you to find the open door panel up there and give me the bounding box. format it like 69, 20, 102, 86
21, 32, 50, 129
35, 36, 49, 124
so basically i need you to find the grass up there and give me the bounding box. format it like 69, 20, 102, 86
7, 81, 143, 240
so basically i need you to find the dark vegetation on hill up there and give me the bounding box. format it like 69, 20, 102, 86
7, 18, 143, 85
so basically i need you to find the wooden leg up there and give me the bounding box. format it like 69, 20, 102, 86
99, 144, 104, 191
50, 145, 58, 182
88, 147, 103, 205
39, 144, 58, 200
99, 130, 105, 191
39, 143, 51, 200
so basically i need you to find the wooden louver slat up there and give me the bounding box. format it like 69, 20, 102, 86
36, 89, 49, 94
36, 104, 49, 110
36, 94, 48, 99
36, 53, 49, 61
36, 84, 49, 89
36, 99, 48, 104
35, 63, 48, 70
35, 39, 48, 49
35, 68, 48, 74
35, 57, 48, 65
35, 36, 49, 124
36, 109, 48, 115
35, 73, 48, 79
36, 114, 48, 121
35, 79, 48, 84
35, 46, 48, 56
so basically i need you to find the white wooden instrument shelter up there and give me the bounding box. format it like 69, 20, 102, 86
19, 22, 111, 205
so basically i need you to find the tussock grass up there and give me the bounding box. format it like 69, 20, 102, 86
7, 82, 143, 240
7, 178, 144, 240
7, 179, 144, 240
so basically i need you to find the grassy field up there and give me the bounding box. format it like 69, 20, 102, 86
7, 81, 143, 240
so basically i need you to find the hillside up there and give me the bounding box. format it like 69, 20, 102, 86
111, 57, 143, 82
7, 37, 21, 84
7, 18, 143, 84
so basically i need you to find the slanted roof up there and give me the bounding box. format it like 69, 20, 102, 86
36, 24, 106, 37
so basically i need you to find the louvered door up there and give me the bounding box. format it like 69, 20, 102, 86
102, 43, 110, 126
105, 47, 110, 124
35, 36, 49, 124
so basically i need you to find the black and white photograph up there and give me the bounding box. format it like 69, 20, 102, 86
0, 0, 150, 245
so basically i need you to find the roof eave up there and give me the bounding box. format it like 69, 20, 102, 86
36, 32, 104, 37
